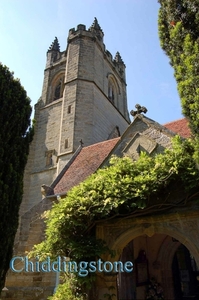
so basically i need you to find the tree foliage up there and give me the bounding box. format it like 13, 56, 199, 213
48, 274, 84, 300
0, 64, 34, 292
158, 0, 199, 141
30, 137, 199, 299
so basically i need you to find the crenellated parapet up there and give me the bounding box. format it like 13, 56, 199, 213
68, 17, 104, 44
67, 18, 126, 81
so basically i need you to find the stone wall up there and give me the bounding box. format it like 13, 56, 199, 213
2, 198, 56, 300
96, 209, 199, 300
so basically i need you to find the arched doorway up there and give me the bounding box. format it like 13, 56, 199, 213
117, 234, 199, 300
172, 244, 199, 299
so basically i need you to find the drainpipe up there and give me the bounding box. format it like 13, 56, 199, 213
54, 271, 60, 293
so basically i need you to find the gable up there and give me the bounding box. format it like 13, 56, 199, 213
123, 132, 157, 160
102, 115, 175, 164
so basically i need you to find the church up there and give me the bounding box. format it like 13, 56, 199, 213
2, 18, 199, 300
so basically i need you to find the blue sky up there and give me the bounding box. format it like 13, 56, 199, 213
0, 0, 183, 124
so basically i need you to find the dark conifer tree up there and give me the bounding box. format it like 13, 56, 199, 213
158, 0, 199, 139
0, 64, 33, 292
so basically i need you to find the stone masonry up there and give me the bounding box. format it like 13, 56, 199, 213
2, 18, 130, 300
21, 18, 130, 217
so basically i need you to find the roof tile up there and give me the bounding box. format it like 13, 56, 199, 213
54, 138, 120, 194
164, 118, 191, 138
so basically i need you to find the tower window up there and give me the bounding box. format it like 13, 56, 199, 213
65, 139, 69, 149
53, 76, 64, 101
107, 73, 120, 107
68, 105, 71, 114
108, 83, 115, 103
54, 79, 61, 100
45, 150, 55, 167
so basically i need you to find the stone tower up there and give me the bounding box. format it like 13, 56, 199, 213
20, 18, 130, 216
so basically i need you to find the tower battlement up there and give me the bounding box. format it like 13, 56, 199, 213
46, 19, 126, 84
67, 19, 126, 82
68, 17, 104, 44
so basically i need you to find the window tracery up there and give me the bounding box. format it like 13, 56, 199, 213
108, 82, 115, 104
53, 76, 64, 101
107, 75, 119, 106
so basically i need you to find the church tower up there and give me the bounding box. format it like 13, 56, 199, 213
20, 18, 130, 215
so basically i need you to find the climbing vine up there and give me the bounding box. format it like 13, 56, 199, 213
29, 136, 199, 299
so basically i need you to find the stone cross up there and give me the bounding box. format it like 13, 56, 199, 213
130, 104, 147, 117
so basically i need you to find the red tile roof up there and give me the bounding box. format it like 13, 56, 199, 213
53, 118, 191, 195
164, 118, 191, 138
54, 138, 120, 194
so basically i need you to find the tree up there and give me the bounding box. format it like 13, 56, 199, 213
0, 64, 33, 292
158, 0, 199, 140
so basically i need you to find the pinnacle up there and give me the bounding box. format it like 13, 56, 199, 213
89, 17, 103, 33
48, 37, 60, 52
114, 52, 124, 64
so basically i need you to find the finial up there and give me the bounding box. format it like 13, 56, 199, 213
79, 139, 84, 147
48, 37, 60, 52
89, 17, 103, 33
130, 104, 147, 117
114, 52, 124, 64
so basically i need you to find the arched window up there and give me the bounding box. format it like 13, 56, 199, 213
45, 150, 54, 167
53, 75, 65, 101
108, 82, 115, 104
107, 75, 119, 106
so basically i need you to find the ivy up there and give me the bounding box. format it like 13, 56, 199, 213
48, 274, 84, 300
30, 136, 199, 299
